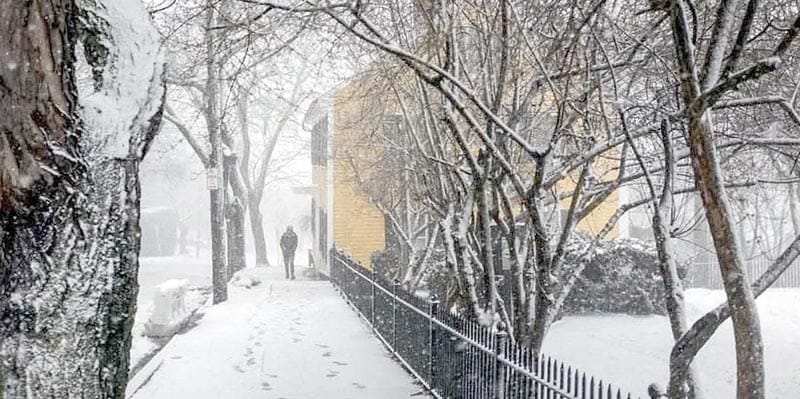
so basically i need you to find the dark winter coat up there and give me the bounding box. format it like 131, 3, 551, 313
280, 230, 298, 256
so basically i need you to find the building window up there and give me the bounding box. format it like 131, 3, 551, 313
311, 117, 328, 166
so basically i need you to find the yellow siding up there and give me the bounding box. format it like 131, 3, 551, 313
555, 149, 621, 239
332, 179, 385, 267
312, 165, 327, 207
577, 188, 619, 237
329, 79, 388, 268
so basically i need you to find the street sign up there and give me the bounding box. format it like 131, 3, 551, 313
206, 167, 220, 190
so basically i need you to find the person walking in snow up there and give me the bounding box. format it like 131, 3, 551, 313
280, 226, 298, 280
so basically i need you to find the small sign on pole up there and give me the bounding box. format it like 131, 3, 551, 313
206, 167, 220, 190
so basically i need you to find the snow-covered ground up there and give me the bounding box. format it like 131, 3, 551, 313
129, 256, 797, 398
130, 256, 212, 371
128, 265, 428, 399
543, 288, 800, 398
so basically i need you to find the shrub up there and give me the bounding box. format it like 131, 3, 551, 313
560, 235, 686, 316
371, 245, 402, 279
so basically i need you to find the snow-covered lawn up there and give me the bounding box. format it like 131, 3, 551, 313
543, 288, 800, 398
128, 266, 428, 399
130, 256, 212, 372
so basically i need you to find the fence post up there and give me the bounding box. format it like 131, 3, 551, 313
343, 256, 350, 300
336, 251, 341, 292
330, 247, 337, 289
494, 330, 508, 399
329, 248, 335, 290
392, 280, 399, 350
429, 295, 439, 393
346, 257, 353, 301
337, 253, 342, 292
371, 268, 376, 327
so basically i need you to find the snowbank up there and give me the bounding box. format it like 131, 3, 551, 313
229, 268, 262, 289
543, 288, 800, 398
144, 279, 190, 338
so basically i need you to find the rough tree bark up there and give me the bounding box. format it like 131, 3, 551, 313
670, 2, 763, 397
0, 0, 164, 396
224, 152, 247, 277
249, 196, 270, 266
651, 122, 701, 398
204, 1, 228, 303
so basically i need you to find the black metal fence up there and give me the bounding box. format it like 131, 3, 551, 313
330, 249, 640, 399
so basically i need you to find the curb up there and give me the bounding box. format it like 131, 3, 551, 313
125, 294, 211, 398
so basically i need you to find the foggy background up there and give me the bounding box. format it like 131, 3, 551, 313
139, 117, 312, 265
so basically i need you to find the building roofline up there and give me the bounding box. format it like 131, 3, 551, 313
303, 96, 332, 130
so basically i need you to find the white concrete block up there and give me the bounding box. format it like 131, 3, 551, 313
144, 279, 189, 338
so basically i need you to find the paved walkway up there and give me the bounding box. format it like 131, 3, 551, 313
128, 265, 427, 399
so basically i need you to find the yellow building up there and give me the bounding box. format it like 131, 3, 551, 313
304, 74, 625, 277
303, 80, 391, 276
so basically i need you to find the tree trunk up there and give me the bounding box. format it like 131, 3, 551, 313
529, 290, 553, 353
236, 87, 269, 268
670, 4, 764, 397
249, 196, 270, 267
653, 122, 702, 399
0, 1, 163, 396
224, 155, 247, 277
179, 222, 189, 255
205, 1, 227, 304
226, 200, 247, 277
1, 163, 146, 398
678, 110, 764, 399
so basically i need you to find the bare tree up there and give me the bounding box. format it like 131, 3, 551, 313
237, 68, 309, 267
154, 0, 309, 297
663, 1, 800, 396
240, 3, 800, 397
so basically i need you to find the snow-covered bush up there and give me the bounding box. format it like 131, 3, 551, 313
561, 235, 685, 316
371, 246, 402, 279
415, 248, 448, 290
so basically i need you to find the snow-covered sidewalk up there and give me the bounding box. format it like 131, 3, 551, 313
128, 265, 428, 399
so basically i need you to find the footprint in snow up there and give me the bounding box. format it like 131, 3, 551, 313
261, 382, 271, 391
332, 361, 348, 366
322, 351, 332, 357
352, 382, 366, 390
233, 365, 245, 373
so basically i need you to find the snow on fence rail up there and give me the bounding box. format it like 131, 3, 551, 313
330, 249, 642, 399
